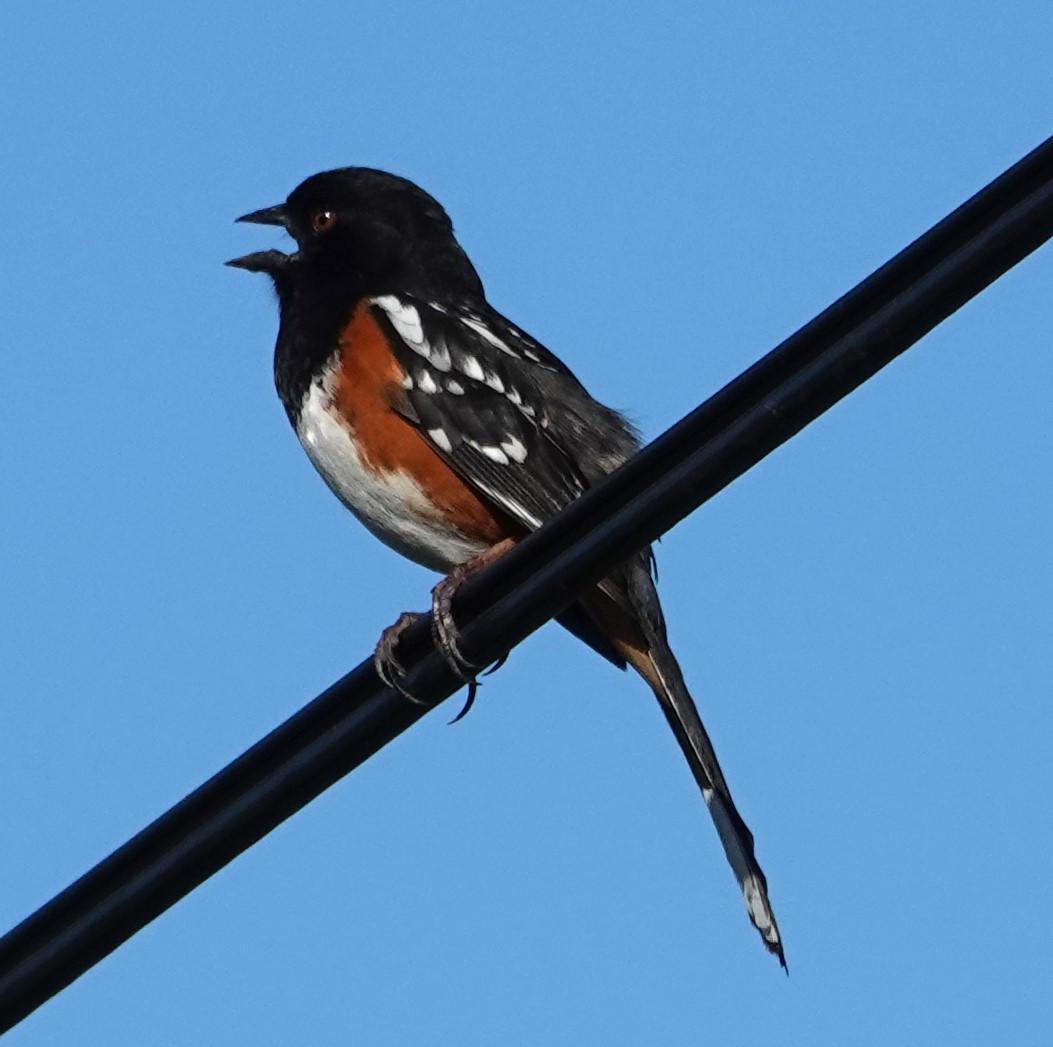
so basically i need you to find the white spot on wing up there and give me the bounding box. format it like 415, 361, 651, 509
460, 355, 485, 382
371, 295, 424, 348
500, 436, 527, 462
373, 296, 454, 371
471, 478, 542, 529
484, 371, 505, 393
466, 438, 509, 465
427, 340, 452, 372
446, 378, 465, 395
460, 315, 520, 357
417, 370, 438, 394
399, 373, 414, 390
428, 427, 453, 452
456, 308, 558, 373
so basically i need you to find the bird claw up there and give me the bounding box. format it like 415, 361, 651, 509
447, 678, 479, 724
445, 654, 511, 724
430, 567, 486, 682
482, 653, 508, 676
430, 568, 485, 723
374, 611, 431, 705
431, 555, 513, 722
373, 601, 488, 716
376, 542, 515, 718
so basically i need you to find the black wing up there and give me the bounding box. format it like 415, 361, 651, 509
370, 294, 631, 530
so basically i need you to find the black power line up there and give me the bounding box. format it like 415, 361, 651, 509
3, 134, 1053, 1034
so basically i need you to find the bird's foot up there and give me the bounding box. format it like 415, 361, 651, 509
431, 565, 485, 723
430, 566, 485, 683
431, 541, 515, 721
374, 611, 430, 705
373, 543, 514, 716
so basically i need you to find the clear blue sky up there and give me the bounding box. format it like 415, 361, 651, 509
3, 2, 1052, 1043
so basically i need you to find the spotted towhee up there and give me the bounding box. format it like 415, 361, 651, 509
228, 167, 784, 966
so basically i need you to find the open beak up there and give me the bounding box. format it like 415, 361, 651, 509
228, 204, 293, 272
224, 248, 291, 273
235, 204, 289, 227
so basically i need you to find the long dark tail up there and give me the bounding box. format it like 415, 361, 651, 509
580, 567, 786, 967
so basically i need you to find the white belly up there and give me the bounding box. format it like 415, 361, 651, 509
296, 379, 487, 572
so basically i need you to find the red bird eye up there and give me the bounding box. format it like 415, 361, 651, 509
312, 210, 336, 233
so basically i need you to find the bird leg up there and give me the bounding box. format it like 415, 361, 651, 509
373, 540, 514, 715
431, 539, 515, 684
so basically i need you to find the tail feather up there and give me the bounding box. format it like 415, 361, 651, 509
580, 565, 786, 968
634, 639, 785, 968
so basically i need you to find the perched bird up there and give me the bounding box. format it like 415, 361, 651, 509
228, 167, 784, 965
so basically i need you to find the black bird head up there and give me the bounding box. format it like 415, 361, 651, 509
227, 167, 484, 301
